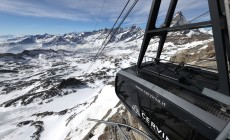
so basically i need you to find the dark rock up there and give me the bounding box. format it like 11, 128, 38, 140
17, 120, 34, 127
31, 121, 44, 126
88, 133, 94, 139
31, 121, 44, 140
58, 78, 87, 89
58, 109, 68, 115
64, 91, 70, 95
16, 120, 44, 140
32, 109, 68, 118
0, 53, 25, 61
0, 70, 19, 73
108, 81, 115, 86
1, 86, 62, 107
33, 111, 54, 118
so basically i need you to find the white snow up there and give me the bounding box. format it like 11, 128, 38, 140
0, 25, 214, 140
40, 85, 119, 140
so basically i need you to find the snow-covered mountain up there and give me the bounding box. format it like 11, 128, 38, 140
0, 25, 143, 54
171, 11, 189, 27
0, 12, 215, 140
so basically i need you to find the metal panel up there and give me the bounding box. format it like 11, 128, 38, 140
118, 70, 227, 132
208, 0, 230, 95
147, 21, 211, 34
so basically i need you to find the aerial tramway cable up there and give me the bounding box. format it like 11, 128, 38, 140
93, 0, 131, 61
188, 11, 209, 23
86, 0, 138, 73
101, 0, 138, 47
94, 0, 107, 31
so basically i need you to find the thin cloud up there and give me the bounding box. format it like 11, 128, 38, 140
0, 0, 210, 27
0, 0, 150, 23
0, 0, 92, 21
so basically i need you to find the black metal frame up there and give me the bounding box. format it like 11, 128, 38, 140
137, 0, 230, 96
208, 0, 230, 95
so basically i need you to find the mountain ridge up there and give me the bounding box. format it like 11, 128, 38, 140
0, 11, 211, 54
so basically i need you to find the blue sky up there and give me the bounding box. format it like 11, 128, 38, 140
0, 0, 210, 35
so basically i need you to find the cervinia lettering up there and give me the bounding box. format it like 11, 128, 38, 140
132, 105, 169, 140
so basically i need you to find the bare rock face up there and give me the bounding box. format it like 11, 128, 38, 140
98, 106, 136, 140
127, 112, 147, 140
96, 105, 148, 140
171, 11, 189, 27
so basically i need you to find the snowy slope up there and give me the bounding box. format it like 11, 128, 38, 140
0, 35, 213, 140
0, 44, 140, 140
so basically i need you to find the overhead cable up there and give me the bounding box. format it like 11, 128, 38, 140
86, 0, 138, 73
94, 0, 107, 31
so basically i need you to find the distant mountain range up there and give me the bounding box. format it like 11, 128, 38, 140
0, 25, 143, 53
0, 11, 212, 54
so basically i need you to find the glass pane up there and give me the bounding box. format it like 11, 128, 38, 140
155, 0, 211, 28
162, 27, 217, 70
175, 0, 210, 24
155, 0, 171, 28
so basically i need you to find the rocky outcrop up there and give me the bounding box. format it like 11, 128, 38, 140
97, 107, 137, 140
170, 41, 217, 69
58, 78, 87, 89
32, 109, 68, 118
1, 87, 61, 107
17, 120, 34, 127
88, 104, 147, 140
17, 120, 44, 140
30, 121, 44, 140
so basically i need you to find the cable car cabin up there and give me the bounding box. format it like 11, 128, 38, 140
115, 0, 230, 140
